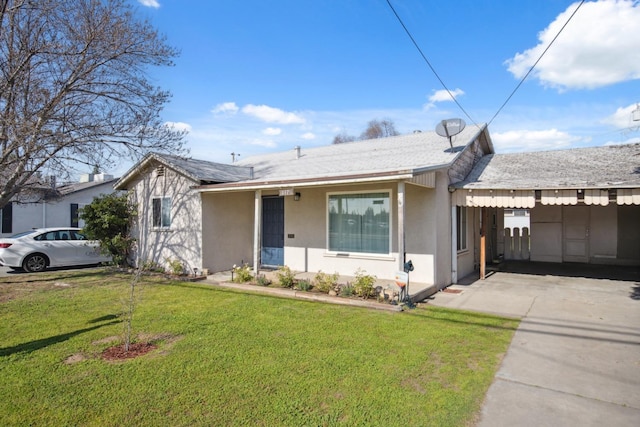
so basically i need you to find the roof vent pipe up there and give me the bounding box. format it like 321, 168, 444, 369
294, 146, 301, 159
250, 166, 254, 180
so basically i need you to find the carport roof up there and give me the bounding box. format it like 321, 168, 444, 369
454, 143, 640, 190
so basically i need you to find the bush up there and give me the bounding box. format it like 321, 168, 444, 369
296, 279, 312, 292
233, 264, 253, 283
353, 268, 377, 298
140, 259, 164, 273
339, 283, 354, 297
314, 271, 339, 293
255, 274, 271, 286
276, 266, 296, 288
165, 257, 184, 275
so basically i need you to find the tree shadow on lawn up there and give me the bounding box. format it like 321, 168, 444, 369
0, 320, 119, 357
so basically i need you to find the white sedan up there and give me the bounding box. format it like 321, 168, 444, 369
0, 227, 111, 272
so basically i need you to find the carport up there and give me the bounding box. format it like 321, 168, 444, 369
450, 143, 640, 280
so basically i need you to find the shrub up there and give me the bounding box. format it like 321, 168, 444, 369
353, 268, 377, 298
339, 283, 354, 297
255, 274, 271, 286
165, 257, 184, 276
296, 279, 312, 291
276, 266, 296, 288
314, 271, 339, 293
233, 264, 253, 283
140, 259, 164, 273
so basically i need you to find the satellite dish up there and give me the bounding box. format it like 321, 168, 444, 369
435, 118, 466, 149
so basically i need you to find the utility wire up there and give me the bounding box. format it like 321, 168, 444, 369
385, 0, 477, 127
488, 0, 586, 126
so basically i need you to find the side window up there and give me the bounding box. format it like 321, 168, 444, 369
152, 196, 171, 228
1, 202, 12, 234
35, 231, 58, 241
70, 204, 79, 227
71, 231, 87, 240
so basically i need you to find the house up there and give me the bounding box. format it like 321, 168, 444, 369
0, 173, 119, 237
116, 124, 494, 293
451, 143, 640, 277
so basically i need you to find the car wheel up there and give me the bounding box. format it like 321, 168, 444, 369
23, 254, 48, 273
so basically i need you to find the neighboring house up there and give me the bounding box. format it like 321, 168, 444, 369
116, 125, 494, 293
452, 143, 640, 272
0, 173, 118, 237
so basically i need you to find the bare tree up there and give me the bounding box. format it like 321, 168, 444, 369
332, 131, 357, 145
0, 0, 186, 209
332, 119, 400, 144
360, 119, 399, 140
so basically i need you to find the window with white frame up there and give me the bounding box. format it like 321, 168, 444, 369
152, 197, 171, 228
456, 206, 467, 251
328, 191, 390, 255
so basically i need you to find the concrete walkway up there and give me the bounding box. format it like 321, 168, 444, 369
426, 263, 640, 426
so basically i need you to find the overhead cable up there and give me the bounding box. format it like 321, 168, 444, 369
488, 0, 586, 126
385, 0, 477, 126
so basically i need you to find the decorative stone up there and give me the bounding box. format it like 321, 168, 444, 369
328, 290, 338, 296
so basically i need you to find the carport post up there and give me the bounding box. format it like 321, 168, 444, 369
253, 190, 262, 274
480, 207, 486, 280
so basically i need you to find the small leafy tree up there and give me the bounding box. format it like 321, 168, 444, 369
80, 192, 136, 267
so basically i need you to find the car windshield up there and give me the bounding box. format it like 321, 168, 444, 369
10, 230, 37, 238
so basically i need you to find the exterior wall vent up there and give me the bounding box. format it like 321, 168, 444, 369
156, 165, 165, 177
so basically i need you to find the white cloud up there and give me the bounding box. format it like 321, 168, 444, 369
492, 128, 582, 152
165, 121, 192, 132
301, 132, 316, 140
262, 127, 282, 136
506, 0, 640, 90
424, 88, 464, 109
603, 103, 640, 128
212, 102, 239, 115
138, 0, 160, 8
241, 104, 306, 124
429, 88, 464, 104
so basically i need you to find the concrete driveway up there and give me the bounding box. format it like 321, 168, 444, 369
427, 262, 640, 427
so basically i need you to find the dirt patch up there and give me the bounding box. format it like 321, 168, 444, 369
64, 353, 88, 364
102, 342, 157, 361
442, 288, 463, 294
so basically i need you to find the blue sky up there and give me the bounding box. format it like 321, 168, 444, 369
130, 0, 640, 170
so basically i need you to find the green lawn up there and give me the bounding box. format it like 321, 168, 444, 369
0, 268, 518, 426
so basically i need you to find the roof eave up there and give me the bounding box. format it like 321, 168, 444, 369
196, 170, 415, 192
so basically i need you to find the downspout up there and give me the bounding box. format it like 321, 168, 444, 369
42, 200, 46, 228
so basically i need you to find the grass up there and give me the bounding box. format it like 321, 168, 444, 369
0, 268, 518, 426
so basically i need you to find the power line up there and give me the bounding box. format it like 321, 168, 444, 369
488, 0, 586, 126
385, 0, 477, 127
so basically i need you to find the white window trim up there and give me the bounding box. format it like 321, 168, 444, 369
152, 196, 172, 229
456, 206, 468, 253
326, 188, 393, 257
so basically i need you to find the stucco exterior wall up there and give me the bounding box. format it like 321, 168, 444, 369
131, 166, 202, 273
281, 180, 449, 285
201, 191, 255, 273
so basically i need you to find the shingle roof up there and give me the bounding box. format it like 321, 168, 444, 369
115, 152, 253, 189
455, 143, 640, 190
56, 178, 118, 196
152, 153, 253, 183
232, 124, 488, 184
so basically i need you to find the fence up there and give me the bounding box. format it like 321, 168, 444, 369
504, 227, 530, 260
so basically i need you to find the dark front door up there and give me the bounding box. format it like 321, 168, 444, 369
261, 196, 284, 267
